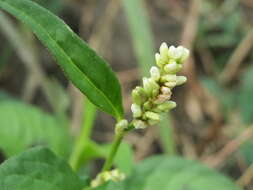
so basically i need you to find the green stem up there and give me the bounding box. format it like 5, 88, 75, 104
101, 129, 126, 172
69, 98, 96, 171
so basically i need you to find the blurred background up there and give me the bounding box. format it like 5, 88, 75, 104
0, 0, 253, 189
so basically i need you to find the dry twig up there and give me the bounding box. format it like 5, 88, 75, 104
220, 29, 253, 84
202, 125, 253, 168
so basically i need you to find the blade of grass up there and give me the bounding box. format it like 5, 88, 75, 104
122, 0, 175, 155
122, 0, 154, 75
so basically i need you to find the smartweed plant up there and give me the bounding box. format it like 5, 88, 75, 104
0, 0, 242, 190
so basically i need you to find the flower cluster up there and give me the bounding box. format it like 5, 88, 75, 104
91, 169, 126, 188
131, 43, 189, 129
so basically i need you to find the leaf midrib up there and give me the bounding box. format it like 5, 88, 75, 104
0, 0, 121, 119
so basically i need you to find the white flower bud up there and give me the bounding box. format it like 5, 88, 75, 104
131, 104, 142, 118
115, 119, 128, 133
143, 77, 159, 95
161, 86, 172, 95
157, 101, 176, 112
144, 111, 160, 121
180, 48, 190, 62
164, 61, 178, 73
168, 45, 176, 59
150, 66, 160, 81
161, 74, 177, 83
165, 81, 177, 88
133, 120, 147, 129
132, 86, 147, 105
176, 76, 187, 86
110, 169, 126, 182
174, 46, 184, 59
168, 45, 189, 61
159, 42, 169, 60
91, 169, 126, 188
155, 53, 163, 67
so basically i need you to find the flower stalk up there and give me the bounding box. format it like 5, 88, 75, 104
96, 42, 189, 188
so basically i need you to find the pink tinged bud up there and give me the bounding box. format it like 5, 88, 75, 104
161, 86, 172, 95
154, 94, 171, 104
131, 104, 142, 118
150, 66, 160, 81
176, 76, 187, 86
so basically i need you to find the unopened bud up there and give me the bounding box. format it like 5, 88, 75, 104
150, 66, 160, 81
151, 88, 159, 98
164, 61, 177, 73
161, 86, 172, 95
168, 45, 177, 59
143, 77, 159, 96
131, 104, 142, 118
147, 119, 160, 125
133, 120, 147, 129
110, 169, 126, 182
180, 47, 190, 62
155, 53, 163, 67
176, 76, 187, 86
160, 42, 169, 60
154, 94, 171, 104
115, 119, 128, 133
143, 101, 153, 110
157, 101, 176, 112
132, 86, 147, 105
164, 81, 177, 88
144, 111, 160, 121
161, 74, 177, 83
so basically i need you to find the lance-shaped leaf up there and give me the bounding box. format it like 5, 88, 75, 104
0, 0, 124, 119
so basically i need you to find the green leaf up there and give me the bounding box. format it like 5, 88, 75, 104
94, 182, 124, 190
0, 0, 123, 119
124, 156, 241, 190
0, 99, 70, 157
0, 147, 87, 190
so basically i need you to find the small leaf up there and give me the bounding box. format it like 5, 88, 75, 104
0, 0, 124, 119
0, 147, 87, 190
